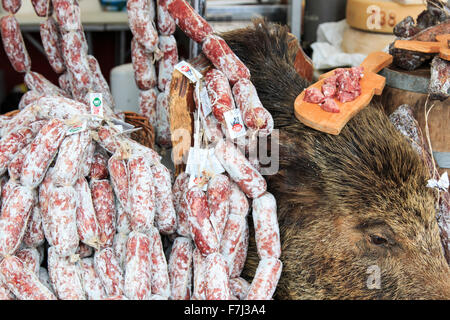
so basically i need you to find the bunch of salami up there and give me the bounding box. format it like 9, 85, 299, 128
160, 0, 281, 300
128, 0, 178, 148
0, 0, 283, 300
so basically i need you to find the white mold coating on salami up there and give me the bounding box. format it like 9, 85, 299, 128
148, 226, 171, 298
94, 247, 125, 296
47, 186, 79, 257
40, 17, 66, 74
124, 231, 153, 300
168, 237, 193, 300
0, 256, 56, 300
252, 192, 281, 259
151, 163, 177, 235
1, 15, 31, 73
127, 0, 159, 53
131, 37, 157, 90
214, 139, 267, 199
207, 174, 231, 241
79, 257, 107, 300
47, 246, 86, 300
20, 119, 67, 188
139, 88, 159, 128
74, 177, 101, 249
0, 186, 35, 256
204, 253, 231, 300
127, 154, 156, 232
245, 257, 282, 300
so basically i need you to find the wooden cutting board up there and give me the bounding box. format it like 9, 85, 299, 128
294, 51, 393, 135
394, 34, 450, 61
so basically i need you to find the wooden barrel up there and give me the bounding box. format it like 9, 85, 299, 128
378, 65, 449, 169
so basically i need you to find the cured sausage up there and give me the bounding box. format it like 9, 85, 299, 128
31, 0, 53, 17
245, 257, 282, 300
79, 257, 107, 300
127, 0, 158, 53
89, 151, 109, 180
52, 130, 91, 187
204, 69, 235, 123
219, 214, 248, 278
74, 177, 101, 249
204, 253, 231, 300
229, 182, 249, 217
47, 186, 79, 257
0, 15, 31, 73
1, 0, 21, 14
20, 118, 67, 188
80, 139, 96, 178
158, 35, 178, 91
252, 192, 281, 259
214, 139, 266, 199
18, 91, 45, 111
90, 179, 116, 248
229, 277, 250, 300
131, 37, 157, 90
61, 32, 93, 102
0, 255, 56, 300
207, 174, 230, 240
47, 246, 86, 300
124, 231, 153, 300
53, 0, 82, 33
166, 0, 213, 44
148, 226, 171, 298
24, 72, 69, 97
151, 163, 177, 235
0, 126, 40, 176
87, 55, 115, 110
173, 173, 191, 238
202, 35, 251, 85
127, 154, 156, 232
116, 200, 131, 235
113, 232, 128, 270
108, 155, 129, 211
22, 202, 45, 248
232, 79, 274, 136
185, 187, 219, 256
139, 88, 158, 128
94, 247, 125, 296
40, 17, 66, 74
58, 72, 72, 95
192, 248, 207, 300
157, 0, 176, 35
38, 168, 54, 241
168, 237, 193, 300
0, 186, 35, 256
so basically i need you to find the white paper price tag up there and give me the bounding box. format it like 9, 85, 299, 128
174, 61, 203, 83
223, 108, 246, 139
90, 93, 104, 117
200, 87, 212, 117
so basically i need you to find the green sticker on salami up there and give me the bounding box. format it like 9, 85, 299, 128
90, 93, 104, 117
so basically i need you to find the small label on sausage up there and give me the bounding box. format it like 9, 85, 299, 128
174, 61, 202, 83
67, 121, 87, 135
90, 93, 104, 117
223, 108, 246, 139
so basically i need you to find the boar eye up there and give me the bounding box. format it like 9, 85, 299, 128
370, 234, 388, 245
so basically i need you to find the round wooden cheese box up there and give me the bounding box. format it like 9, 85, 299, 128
346, 0, 426, 34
